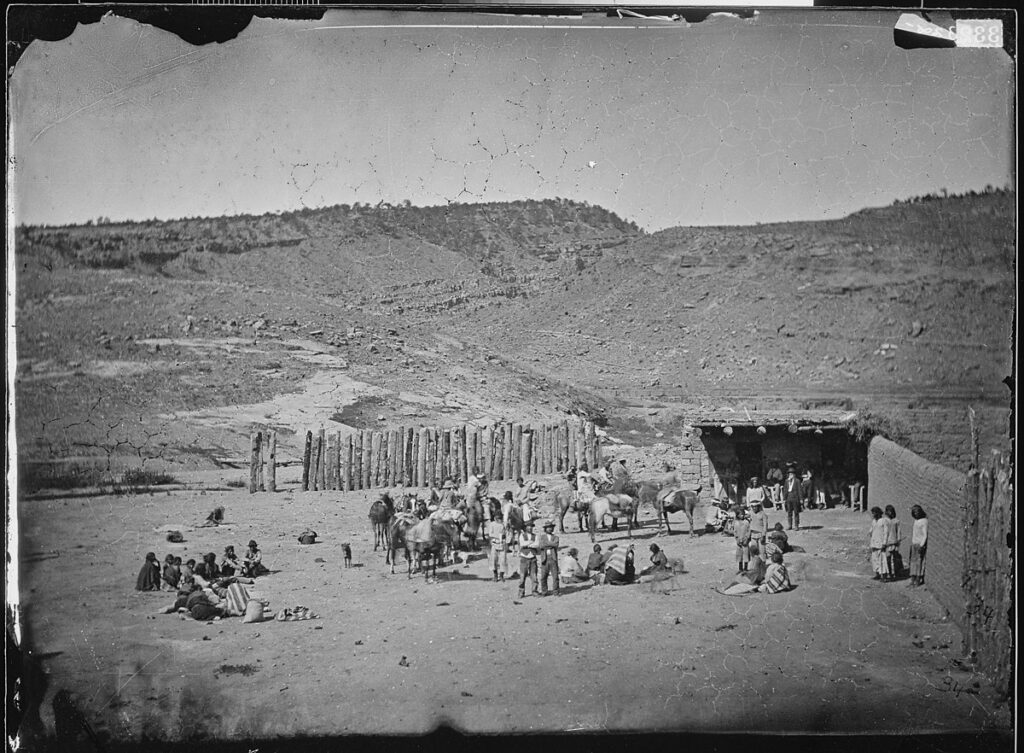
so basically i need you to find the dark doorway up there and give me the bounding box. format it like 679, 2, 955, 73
735, 441, 763, 484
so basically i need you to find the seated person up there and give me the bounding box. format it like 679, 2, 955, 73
161, 554, 180, 590
705, 501, 729, 532
767, 522, 791, 554
720, 553, 768, 595
220, 546, 241, 577
586, 545, 605, 576
639, 543, 669, 577
242, 540, 270, 578
758, 551, 793, 593
135, 552, 161, 591
187, 588, 224, 621
560, 547, 590, 584
604, 544, 636, 585
193, 552, 220, 581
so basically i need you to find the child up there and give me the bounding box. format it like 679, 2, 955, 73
161, 554, 180, 590
884, 505, 901, 581
734, 507, 751, 573
909, 505, 928, 586
869, 507, 889, 580
135, 552, 161, 591
342, 543, 353, 568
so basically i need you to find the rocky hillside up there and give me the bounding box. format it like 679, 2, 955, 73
14, 191, 1014, 471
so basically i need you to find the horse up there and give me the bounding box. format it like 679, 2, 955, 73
430, 508, 469, 563
588, 494, 638, 543
551, 488, 588, 533
406, 518, 462, 580
368, 494, 395, 551
387, 513, 419, 575
462, 497, 484, 551
655, 487, 702, 537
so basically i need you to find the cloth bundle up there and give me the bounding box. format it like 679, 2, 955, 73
275, 605, 318, 621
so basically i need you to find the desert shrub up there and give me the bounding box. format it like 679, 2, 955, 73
18, 463, 109, 494
844, 409, 911, 445
225, 478, 247, 489
119, 468, 178, 487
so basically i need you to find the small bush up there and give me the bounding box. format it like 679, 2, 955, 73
845, 409, 911, 445
225, 478, 247, 489
120, 468, 178, 487
19, 463, 109, 494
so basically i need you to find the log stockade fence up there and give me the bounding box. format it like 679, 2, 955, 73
249, 420, 603, 493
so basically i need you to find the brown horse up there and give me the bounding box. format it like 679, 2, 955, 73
368, 494, 395, 551
588, 493, 638, 543
462, 497, 484, 550
655, 487, 702, 537
387, 513, 419, 574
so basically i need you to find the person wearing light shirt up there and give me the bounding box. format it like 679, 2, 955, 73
909, 504, 928, 586
560, 547, 589, 584
486, 517, 508, 582
516, 522, 539, 598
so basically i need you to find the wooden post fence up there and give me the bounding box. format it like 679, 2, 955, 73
269, 421, 602, 493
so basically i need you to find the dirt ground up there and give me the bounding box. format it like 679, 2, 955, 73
14, 465, 1012, 745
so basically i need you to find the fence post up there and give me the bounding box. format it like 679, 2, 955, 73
257, 430, 267, 492
301, 430, 313, 491
416, 428, 428, 487
341, 433, 351, 492
249, 430, 262, 494
264, 430, 276, 492
565, 422, 573, 473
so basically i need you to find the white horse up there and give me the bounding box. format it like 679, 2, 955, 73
588, 493, 638, 543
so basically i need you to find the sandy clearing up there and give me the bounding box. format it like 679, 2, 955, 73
14, 467, 1012, 744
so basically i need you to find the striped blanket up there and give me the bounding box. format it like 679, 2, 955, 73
223, 583, 250, 616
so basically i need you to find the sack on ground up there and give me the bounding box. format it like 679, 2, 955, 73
241, 599, 265, 623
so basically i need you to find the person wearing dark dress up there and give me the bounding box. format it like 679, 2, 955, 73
194, 552, 220, 581
135, 552, 161, 591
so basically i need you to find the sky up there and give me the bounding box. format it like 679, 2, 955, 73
9, 9, 1014, 231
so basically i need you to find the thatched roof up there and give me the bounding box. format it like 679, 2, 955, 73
689, 408, 857, 430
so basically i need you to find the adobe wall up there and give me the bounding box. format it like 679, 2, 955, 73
867, 436, 967, 628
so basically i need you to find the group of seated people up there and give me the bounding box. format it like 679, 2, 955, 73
559, 542, 671, 586
133, 540, 272, 621
135, 539, 270, 593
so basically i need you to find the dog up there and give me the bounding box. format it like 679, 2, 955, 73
342, 543, 352, 568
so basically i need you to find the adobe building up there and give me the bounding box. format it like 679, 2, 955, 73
677, 408, 868, 506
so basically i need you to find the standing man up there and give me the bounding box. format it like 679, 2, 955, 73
783, 463, 802, 531
748, 498, 768, 556
801, 469, 817, 511
536, 520, 561, 596
485, 513, 508, 582
745, 476, 767, 509
516, 520, 539, 598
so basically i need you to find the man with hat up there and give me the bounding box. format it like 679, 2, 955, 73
536, 520, 561, 596
516, 520, 540, 598
782, 462, 802, 531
